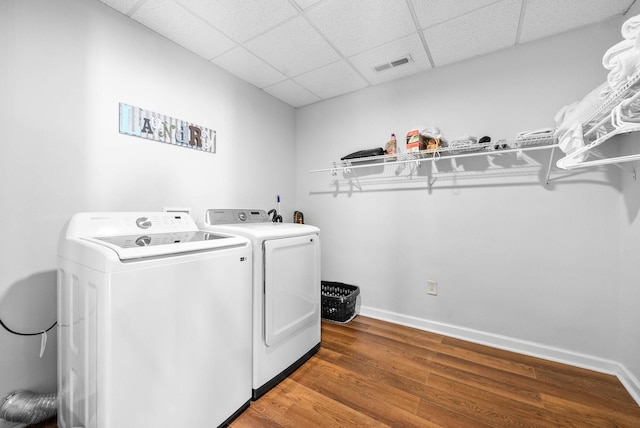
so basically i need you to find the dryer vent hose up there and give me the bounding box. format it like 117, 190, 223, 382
0, 390, 57, 424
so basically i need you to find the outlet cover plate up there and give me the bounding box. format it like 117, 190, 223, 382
427, 280, 438, 295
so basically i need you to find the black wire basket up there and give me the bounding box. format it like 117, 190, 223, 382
321, 281, 360, 323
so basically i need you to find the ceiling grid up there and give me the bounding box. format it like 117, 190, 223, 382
98, 0, 635, 107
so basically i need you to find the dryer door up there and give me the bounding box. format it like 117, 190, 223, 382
264, 234, 320, 347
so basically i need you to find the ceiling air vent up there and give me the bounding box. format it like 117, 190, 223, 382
374, 55, 413, 73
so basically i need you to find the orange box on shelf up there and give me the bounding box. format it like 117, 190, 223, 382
406, 129, 421, 153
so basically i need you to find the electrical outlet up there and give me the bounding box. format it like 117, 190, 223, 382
427, 280, 438, 296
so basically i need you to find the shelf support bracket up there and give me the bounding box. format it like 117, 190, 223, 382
545, 146, 556, 186
428, 177, 436, 191
343, 161, 362, 190
614, 162, 639, 179
352, 172, 362, 190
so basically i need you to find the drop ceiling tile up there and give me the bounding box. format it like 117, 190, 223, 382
411, 0, 500, 28
519, 0, 633, 43
212, 47, 286, 88
245, 16, 340, 77
294, 60, 368, 100
98, 0, 139, 15
175, 0, 298, 43
132, 0, 235, 59
349, 33, 431, 85
263, 79, 321, 107
306, 0, 416, 57
424, 0, 521, 67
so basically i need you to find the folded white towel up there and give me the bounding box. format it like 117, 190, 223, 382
449, 135, 477, 144
447, 136, 479, 153
516, 128, 555, 140
607, 48, 640, 90
622, 13, 640, 40
603, 38, 635, 70
554, 101, 579, 125
554, 82, 610, 139
556, 121, 587, 168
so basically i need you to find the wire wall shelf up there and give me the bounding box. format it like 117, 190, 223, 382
311, 73, 640, 187
557, 71, 640, 170
310, 135, 559, 190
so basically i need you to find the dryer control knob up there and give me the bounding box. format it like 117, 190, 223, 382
135, 236, 151, 246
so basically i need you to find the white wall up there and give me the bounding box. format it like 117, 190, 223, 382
297, 18, 630, 376
618, 131, 640, 400
614, 1, 640, 402
0, 0, 295, 399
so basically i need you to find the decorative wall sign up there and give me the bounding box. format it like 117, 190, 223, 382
119, 103, 216, 154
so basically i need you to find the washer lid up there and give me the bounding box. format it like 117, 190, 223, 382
83, 231, 246, 260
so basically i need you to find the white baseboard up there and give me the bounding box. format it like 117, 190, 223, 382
618, 364, 640, 406
359, 306, 640, 406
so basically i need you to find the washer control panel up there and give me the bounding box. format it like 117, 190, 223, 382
67, 212, 197, 238
205, 209, 270, 225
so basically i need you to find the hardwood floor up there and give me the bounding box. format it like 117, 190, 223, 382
231, 316, 640, 427
29, 316, 640, 427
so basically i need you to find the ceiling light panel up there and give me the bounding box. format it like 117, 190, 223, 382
425, 0, 521, 67
245, 16, 341, 77
519, 0, 633, 43
131, 0, 235, 59
306, 0, 417, 57
175, 0, 298, 43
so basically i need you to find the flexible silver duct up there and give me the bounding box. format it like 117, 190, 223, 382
0, 390, 57, 424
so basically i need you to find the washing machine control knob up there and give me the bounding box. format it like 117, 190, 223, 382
238, 212, 247, 221
136, 217, 152, 229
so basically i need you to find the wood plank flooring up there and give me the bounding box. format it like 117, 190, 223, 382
231, 316, 640, 427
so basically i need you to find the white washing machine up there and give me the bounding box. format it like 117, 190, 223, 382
198, 209, 321, 399
57, 212, 252, 428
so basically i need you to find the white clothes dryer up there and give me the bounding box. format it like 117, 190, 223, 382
57, 212, 252, 428
198, 209, 321, 399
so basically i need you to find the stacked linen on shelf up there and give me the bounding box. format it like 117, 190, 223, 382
603, 14, 640, 91
555, 13, 640, 169
622, 12, 640, 42
604, 40, 640, 90
516, 128, 555, 141
610, 14, 640, 133
554, 82, 610, 168
447, 135, 478, 154
610, 15, 640, 131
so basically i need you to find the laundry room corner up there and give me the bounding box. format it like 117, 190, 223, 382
295, 16, 628, 377
4, 0, 640, 425
618, 130, 640, 403
0, 0, 93, 402
1, 0, 298, 403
